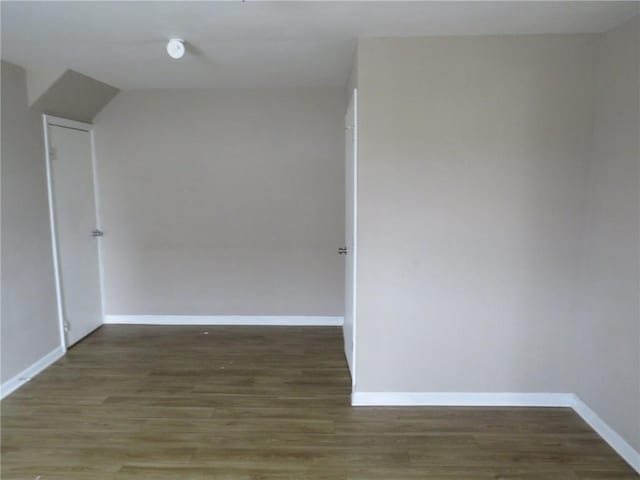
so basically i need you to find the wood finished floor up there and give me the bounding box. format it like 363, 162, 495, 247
1, 325, 637, 479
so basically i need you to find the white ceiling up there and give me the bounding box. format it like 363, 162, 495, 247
2, 1, 638, 90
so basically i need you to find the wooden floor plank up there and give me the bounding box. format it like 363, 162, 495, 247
1, 325, 637, 479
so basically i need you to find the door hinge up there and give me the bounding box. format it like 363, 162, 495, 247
49, 147, 56, 160
64, 322, 71, 332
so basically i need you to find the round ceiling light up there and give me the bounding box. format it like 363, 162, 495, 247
166, 38, 185, 59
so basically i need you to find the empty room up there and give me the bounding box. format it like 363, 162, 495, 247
1, 1, 639, 478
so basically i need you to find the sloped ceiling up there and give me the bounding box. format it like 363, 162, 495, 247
29, 69, 119, 123
25, 66, 66, 105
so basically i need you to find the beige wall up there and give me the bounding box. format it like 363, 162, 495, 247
93, 88, 345, 316
354, 24, 640, 453
1, 61, 60, 382
355, 34, 595, 393
577, 16, 639, 452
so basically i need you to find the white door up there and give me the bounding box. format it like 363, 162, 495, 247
343, 89, 357, 386
46, 119, 103, 347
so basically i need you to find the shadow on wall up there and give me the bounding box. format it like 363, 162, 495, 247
29, 68, 119, 123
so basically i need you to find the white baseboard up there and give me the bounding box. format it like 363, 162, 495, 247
351, 391, 639, 474
104, 315, 344, 326
351, 391, 575, 407
1, 346, 64, 400
571, 396, 640, 473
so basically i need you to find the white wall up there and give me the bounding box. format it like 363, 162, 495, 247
93, 88, 345, 316
1, 61, 60, 382
577, 16, 640, 453
355, 34, 595, 393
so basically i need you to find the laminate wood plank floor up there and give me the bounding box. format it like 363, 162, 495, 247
1, 325, 637, 479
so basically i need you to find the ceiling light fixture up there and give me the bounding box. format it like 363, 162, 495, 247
166, 38, 185, 59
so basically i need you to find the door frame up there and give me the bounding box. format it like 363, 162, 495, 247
346, 88, 358, 390
42, 114, 105, 352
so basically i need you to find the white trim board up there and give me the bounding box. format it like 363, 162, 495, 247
572, 396, 640, 473
104, 315, 344, 326
0, 346, 64, 400
351, 392, 640, 474
45, 114, 94, 132
42, 115, 68, 353
351, 392, 575, 407
350, 86, 358, 389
